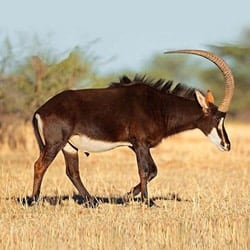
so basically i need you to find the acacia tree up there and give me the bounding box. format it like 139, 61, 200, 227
0, 43, 96, 119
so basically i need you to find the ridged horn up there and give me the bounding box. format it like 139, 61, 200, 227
164, 49, 235, 113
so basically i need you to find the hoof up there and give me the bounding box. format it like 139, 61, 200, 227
19, 196, 38, 206
142, 198, 159, 208
83, 197, 99, 208
123, 192, 134, 203
147, 199, 159, 207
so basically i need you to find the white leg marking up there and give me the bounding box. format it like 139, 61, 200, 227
63, 143, 78, 154
35, 113, 45, 145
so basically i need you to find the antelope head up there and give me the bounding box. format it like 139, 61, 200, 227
165, 49, 235, 151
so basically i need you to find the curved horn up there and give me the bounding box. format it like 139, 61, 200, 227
164, 49, 235, 113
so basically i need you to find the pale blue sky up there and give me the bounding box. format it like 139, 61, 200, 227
1, 0, 250, 73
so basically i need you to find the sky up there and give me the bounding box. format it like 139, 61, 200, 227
0, 0, 250, 74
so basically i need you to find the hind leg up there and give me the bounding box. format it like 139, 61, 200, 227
32, 144, 62, 201
62, 144, 96, 207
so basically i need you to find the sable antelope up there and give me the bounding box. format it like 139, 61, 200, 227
31, 50, 234, 207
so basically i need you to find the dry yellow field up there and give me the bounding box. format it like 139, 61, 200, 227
0, 122, 249, 249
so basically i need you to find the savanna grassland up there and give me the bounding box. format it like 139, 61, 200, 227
0, 122, 249, 250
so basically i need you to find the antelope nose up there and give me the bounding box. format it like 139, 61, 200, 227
226, 143, 231, 151
223, 142, 231, 151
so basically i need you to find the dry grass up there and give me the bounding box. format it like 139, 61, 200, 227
0, 122, 249, 249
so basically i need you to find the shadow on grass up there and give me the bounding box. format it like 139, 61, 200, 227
10, 192, 191, 207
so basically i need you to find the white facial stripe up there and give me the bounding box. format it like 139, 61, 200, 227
217, 117, 227, 146
207, 128, 224, 151
218, 117, 224, 130
35, 113, 45, 145
208, 117, 230, 151
68, 135, 132, 153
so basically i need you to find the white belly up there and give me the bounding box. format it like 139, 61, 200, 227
66, 134, 132, 153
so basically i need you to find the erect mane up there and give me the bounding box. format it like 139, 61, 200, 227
109, 75, 199, 101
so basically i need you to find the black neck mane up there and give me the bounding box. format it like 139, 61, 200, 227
109, 75, 200, 101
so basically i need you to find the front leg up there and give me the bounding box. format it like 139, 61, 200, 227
133, 144, 155, 205
124, 145, 158, 205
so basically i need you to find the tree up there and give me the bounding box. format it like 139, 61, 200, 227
140, 29, 250, 119
142, 53, 201, 87
0, 39, 96, 119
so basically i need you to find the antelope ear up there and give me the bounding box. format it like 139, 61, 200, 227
195, 90, 209, 110
205, 90, 215, 105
